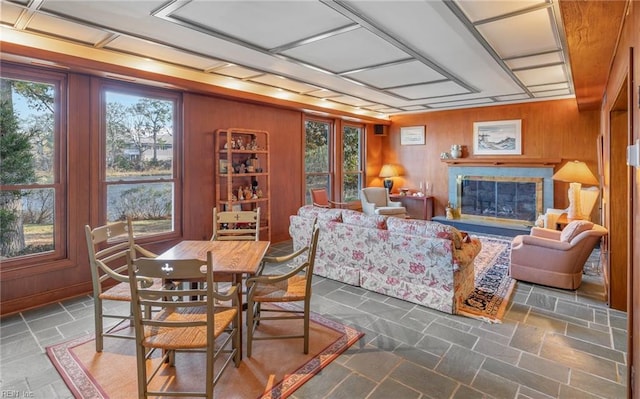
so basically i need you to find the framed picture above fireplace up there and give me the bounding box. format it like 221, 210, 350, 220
473, 119, 522, 155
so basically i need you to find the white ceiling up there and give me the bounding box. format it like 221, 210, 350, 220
0, 0, 574, 119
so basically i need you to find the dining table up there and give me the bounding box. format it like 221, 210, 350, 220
157, 239, 270, 358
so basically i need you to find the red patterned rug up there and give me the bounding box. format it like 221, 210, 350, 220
457, 235, 516, 323
47, 303, 363, 399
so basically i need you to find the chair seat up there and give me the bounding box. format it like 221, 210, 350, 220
374, 207, 406, 215
251, 275, 308, 302
99, 278, 164, 301
143, 306, 238, 349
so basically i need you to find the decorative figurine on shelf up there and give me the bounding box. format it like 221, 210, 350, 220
243, 186, 252, 200
446, 202, 454, 220
238, 187, 244, 201
248, 137, 258, 150
239, 164, 246, 173
256, 189, 263, 198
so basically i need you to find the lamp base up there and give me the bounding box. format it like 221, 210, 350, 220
566, 182, 583, 219
383, 179, 393, 192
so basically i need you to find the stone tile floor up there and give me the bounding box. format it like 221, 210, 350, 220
0, 241, 627, 398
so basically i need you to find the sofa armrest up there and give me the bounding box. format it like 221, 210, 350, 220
518, 234, 571, 251
388, 199, 403, 208
453, 238, 482, 266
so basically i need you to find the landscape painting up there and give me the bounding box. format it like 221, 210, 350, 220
473, 119, 522, 155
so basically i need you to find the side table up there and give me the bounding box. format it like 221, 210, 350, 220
555, 213, 574, 231
390, 195, 433, 220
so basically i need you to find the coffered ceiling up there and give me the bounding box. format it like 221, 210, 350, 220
0, 0, 611, 119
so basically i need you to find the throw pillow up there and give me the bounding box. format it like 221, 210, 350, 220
560, 220, 594, 242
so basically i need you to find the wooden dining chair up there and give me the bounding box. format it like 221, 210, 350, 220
211, 207, 261, 293
245, 224, 320, 357
127, 252, 240, 399
84, 217, 160, 352
211, 207, 260, 241
309, 188, 350, 209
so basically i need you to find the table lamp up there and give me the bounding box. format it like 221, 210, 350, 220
379, 164, 399, 192
552, 160, 599, 219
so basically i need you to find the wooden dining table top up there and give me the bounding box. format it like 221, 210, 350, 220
157, 240, 270, 274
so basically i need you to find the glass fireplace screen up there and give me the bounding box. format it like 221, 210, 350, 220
456, 175, 543, 223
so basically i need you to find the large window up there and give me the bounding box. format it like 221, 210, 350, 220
102, 88, 180, 237
0, 67, 65, 262
304, 118, 364, 204
304, 119, 332, 203
342, 124, 364, 201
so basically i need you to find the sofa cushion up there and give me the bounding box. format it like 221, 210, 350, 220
297, 205, 342, 222
560, 220, 594, 242
342, 209, 387, 229
386, 218, 465, 249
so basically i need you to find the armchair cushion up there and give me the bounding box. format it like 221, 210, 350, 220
374, 207, 406, 216
560, 220, 594, 242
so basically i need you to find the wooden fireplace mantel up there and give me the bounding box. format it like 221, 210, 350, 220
441, 157, 561, 167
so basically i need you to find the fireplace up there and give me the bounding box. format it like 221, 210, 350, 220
447, 166, 554, 226
456, 175, 543, 223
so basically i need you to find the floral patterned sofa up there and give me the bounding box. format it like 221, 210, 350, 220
289, 206, 482, 314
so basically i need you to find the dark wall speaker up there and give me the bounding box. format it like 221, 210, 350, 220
374, 124, 387, 136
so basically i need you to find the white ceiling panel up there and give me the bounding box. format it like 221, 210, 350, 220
28, 13, 112, 45
306, 89, 341, 99
428, 98, 494, 108
328, 96, 373, 107
530, 82, 569, 92
477, 8, 560, 58
345, 61, 445, 89
281, 27, 410, 73
454, 0, 547, 22
388, 81, 469, 100
106, 36, 226, 71
515, 64, 567, 86
0, 2, 23, 24
2, 0, 576, 116
533, 88, 571, 98
171, 0, 352, 50
249, 75, 320, 94
505, 51, 563, 69
214, 65, 262, 79
495, 93, 531, 101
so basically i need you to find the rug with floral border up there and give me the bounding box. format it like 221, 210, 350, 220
457, 234, 516, 323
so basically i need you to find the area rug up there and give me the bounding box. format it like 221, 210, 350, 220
457, 235, 516, 323
47, 303, 363, 399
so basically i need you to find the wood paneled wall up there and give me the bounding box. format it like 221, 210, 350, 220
182, 93, 304, 243
388, 100, 600, 216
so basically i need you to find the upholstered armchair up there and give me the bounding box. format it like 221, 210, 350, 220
360, 187, 407, 217
509, 221, 607, 289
